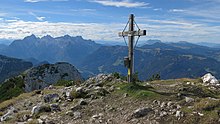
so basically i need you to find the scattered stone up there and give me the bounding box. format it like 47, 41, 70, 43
73, 111, 82, 119
109, 86, 115, 92
160, 102, 166, 108
44, 93, 59, 103
167, 101, 173, 107
123, 93, 128, 98
31, 105, 51, 116
38, 118, 44, 124
50, 104, 61, 112
22, 114, 30, 121
35, 90, 42, 94
175, 111, 183, 120
66, 111, 74, 116
131, 107, 152, 118
78, 99, 87, 105
91, 113, 103, 120
160, 111, 168, 117
198, 112, 204, 116
76, 87, 83, 93
71, 105, 82, 111
176, 105, 181, 110
185, 97, 194, 103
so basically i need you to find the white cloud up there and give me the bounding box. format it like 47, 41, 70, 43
36, 16, 46, 21
169, 9, 185, 12
153, 8, 162, 11
169, 1, 220, 21
29, 12, 46, 21
0, 18, 219, 43
89, 0, 149, 8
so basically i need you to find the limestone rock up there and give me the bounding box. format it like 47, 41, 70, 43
31, 105, 51, 116
78, 99, 87, 105
50, 104, 61, 112
185, 97, 194, 103
201, 73, 219, 85
131, 107, 153, 118
73, 111, 81, 119
0, 107, 16, 122
44, 93, 59, 103
24, 62, 83, 92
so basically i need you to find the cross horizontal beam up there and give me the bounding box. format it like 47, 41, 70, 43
118, 30, 146, 37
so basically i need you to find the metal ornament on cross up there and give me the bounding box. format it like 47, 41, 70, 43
118, 14, 146, 83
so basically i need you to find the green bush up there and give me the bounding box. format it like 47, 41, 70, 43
0, 76, 25, 103
147, 73, 161, 81
113, 72, 120, 79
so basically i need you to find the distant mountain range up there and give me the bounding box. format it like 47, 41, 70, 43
0, 34, 101, 67
1, 35, 220, 80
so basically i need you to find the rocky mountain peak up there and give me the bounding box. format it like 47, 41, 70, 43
23, 34, 38, 41
41, 35, 53, 40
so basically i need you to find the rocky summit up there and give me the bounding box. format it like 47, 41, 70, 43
1, 73, 220, 124
24, 62, 83, 92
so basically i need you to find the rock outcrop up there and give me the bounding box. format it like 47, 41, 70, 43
24, 62, 83, 92
201, 73, 219, 85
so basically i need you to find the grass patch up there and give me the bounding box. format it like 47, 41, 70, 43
195, 98, 220, 111
179, 85, 217, 98
117, 82, 160, 99
199, 111, 219, 124
0, 92, 34, 111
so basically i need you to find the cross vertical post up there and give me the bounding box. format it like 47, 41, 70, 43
119, 14, 146, 83
128, 14, 134, 83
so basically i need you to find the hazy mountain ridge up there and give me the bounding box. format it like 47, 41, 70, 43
0, 35, 101, 66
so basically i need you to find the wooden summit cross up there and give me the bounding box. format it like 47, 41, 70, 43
118, 14, 146, 83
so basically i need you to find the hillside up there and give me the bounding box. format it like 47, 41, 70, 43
0, 55, 32, 83
1, 73, 220, 124
81, 45, 220, 80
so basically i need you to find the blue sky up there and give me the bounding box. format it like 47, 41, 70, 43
0, 0, 219, 43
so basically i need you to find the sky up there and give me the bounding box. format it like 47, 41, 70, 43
0, 0, 220, 43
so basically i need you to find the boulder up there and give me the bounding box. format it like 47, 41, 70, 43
201, 73, 219, 85
71, 105, 82, 111
44, 93, 59, 103
175, 110, 183, 120
78, 99, 87, 105
0, 107, 16, 122
50, 104, 61, 112
31, 105, 51, 116
73, 111, 82, 119
185, 97, 194, 103
131, 107, 152, 118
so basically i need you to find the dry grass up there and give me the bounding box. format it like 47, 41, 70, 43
0, 92, 34, 111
